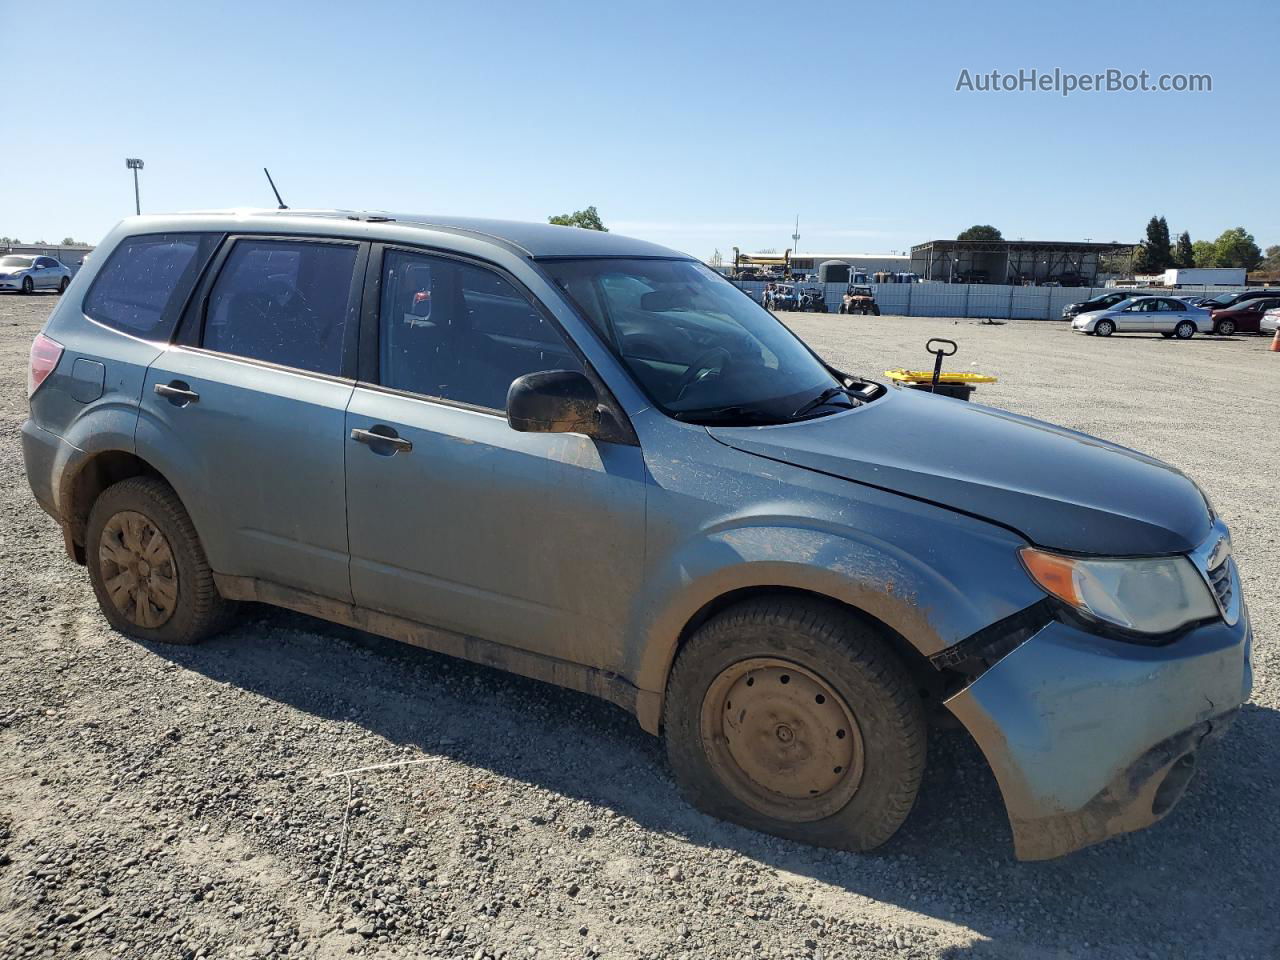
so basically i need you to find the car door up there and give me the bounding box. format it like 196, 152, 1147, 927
344, 246, 647, 671
33, 257, 51, 289
135, 235, 366, 602
1112, 301, 1143, 332
1156, 298, 1187, 332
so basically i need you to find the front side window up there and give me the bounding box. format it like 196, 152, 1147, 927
541, 258, 842, 423
84, 233, 220, 340
203, 239, 357, 376
378, 250, 584, 410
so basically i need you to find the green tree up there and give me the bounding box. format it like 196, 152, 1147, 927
1132, 216, 1172, 273
60, 237, 81, 245
1191, 240, 1217, 267
956, 224, 1002, 241
1173, 231, 1195, 268
1258, 245, 1280, 272
1212, 227, 1262, 270
548, 206, 607, 231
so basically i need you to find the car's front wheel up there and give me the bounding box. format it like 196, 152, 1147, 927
86, 477, 237, 644
664, 598, 926, 852
1215, 318, 1235, 336
1174, 320, 1196, 339
1095, 319, 1115, 337
21, 276, 33, 295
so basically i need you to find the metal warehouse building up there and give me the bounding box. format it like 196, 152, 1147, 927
910, 239, 1136, 286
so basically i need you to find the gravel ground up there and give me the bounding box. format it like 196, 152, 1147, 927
1, 294, 1275, 960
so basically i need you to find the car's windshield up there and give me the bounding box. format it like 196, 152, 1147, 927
541, 258, 845, 424
0, 256, 33, 268
1206, 293, 1236, 306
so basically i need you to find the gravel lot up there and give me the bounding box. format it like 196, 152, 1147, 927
1, 294, 1275, 960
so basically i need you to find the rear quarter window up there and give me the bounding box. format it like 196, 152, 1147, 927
83, 233, 221, 340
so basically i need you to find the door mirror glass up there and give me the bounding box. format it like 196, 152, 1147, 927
507, 370, 600, 435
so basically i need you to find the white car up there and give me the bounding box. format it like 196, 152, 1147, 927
1071, 296, 1213, 339
1261, 308, 1280, 336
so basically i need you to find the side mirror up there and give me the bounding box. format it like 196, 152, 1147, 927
507, 370, 601, 436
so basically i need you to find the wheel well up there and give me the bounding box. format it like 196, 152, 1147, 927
64, 451, 165, 560
672, 586, 948, 708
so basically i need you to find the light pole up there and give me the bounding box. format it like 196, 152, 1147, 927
125, 158, 144, 215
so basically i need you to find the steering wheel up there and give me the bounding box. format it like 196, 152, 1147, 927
675, 346, 732, 401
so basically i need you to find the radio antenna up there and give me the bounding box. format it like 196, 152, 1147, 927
263, 167, 288, 209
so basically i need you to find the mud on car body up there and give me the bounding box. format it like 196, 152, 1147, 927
23, 210, 1252, 860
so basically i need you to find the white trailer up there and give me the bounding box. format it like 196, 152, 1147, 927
1163, 267, 1246, 286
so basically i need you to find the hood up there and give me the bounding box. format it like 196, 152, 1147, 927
707, 387, 1211, 556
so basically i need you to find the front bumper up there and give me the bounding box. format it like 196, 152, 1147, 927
946, 609, 1252, 860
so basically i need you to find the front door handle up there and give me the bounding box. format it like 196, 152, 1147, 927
350, 426, 413, 454
154, 381, 200, 406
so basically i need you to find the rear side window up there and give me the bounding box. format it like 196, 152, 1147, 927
84, 233, 219, 340
202, 239, 358, 376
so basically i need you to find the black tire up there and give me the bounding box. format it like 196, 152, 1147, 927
838, 304, 846, 314
86, 476, 237, 644
872, 306, 881, 316
664, 597, 926, 852
1095, 319, 1115, 337
21, 276, 33, 295
1174, 320, 1195, 339
58, 276, 69, 294
1215, 318, 1235, 336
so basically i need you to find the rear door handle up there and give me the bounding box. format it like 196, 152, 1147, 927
154, 381, 200, 406
350, 426, 413, 454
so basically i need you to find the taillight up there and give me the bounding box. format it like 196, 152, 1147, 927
28, 332, 64, 398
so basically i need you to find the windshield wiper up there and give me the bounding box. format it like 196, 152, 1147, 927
672, 405, 784, 426
791, 386, 861, 419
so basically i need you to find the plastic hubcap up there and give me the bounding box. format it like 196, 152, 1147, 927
99, 511, 179, 629
700, 658, 864, 822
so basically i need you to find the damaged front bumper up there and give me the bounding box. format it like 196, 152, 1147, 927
946, 609, 1253, 860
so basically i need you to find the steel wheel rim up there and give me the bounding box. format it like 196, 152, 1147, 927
99, 510, 179, 629
700, 658, 865, 822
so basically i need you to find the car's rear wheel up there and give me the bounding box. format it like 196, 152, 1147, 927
58, 276, 69, 294
21, 277, 33, 295
1215, 318, 1235, 336
87, 477, 237, 645
1095, 319, 1115, 337
664, 598, 926, 852
1175, 320, 1196, 339
872, 306, 881, 316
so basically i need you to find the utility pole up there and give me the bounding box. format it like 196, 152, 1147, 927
791, 215, 800, 256
125, 158, 144, 215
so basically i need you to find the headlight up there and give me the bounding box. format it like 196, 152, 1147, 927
1020, 547, 1218, 635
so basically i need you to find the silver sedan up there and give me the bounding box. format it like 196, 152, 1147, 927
0, 255, 73, 295
1070, 295, 1213, 339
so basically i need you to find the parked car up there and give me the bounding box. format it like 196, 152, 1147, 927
1261, 308, 1280, 336
839, 284, 880, 315
1062, 290, 1147, 319
1071, 296, 1213, 338
762, 283, 798, 311
0, 254, 73, 294
23, 211, 1251, 862
1209, 296, 1280, 335
796, 285, 828, 312
1198, 289, 1280, 311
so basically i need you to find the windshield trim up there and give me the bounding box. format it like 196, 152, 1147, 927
534, 256, 852, 426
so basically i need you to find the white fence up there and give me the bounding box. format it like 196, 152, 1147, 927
732, 280, 1241, 320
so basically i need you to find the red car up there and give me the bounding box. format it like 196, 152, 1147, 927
1210, 295, 1280, 335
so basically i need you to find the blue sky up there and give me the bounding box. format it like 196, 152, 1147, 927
3, 0, 1275, 259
